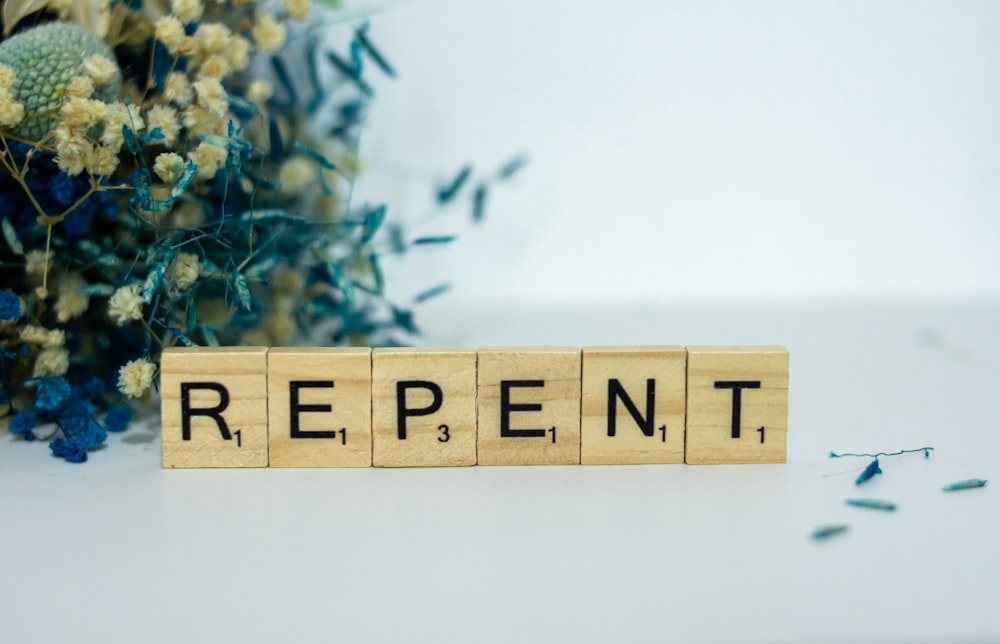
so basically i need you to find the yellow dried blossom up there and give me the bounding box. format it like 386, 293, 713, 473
34, 348, 69, 377
164, 73, 194, 107
170, 253, 201, 291
0, 88, 24, 127
194, 23, 232, 56
101, 102, 145, 149
44, 328, 66, 348
197, 55, 231, 80
117, 358, 156, 398
182, 106, 225, 136
55, 274, 90, 323
225, 36, 251, 71
82, 54, 118, 86
264, 312, 295, 344
196, 298, 233, 327
246, 80, 272, 106
171, 0, 204, 24
171, 201, 206, 228
188, 140, 228, 179
53, 125, 92, 176
153, 151, 186, 183
88, 143, 120, 176
278, 156, 317, 196
108, 284, 144, 326
192, 77, 227, 117
60, 97, 107, 129
24, 250, 50, 276
65, 76, 95, 99
155, 16, 187, 53
19, 325, 50, 345
285, 0, 311, 20
252, 14, 286, 53
0, 63, 14, 89
145, 104, 180, 146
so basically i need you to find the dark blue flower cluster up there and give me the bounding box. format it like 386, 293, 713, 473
0, 289, 20, 321
0, 142, 120, 246
5, 376, 129, 463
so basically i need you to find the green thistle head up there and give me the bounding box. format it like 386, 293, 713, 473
0, 22, 122, 141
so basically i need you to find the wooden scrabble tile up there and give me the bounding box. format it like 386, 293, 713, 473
685, 346, 789, 464
372, 348, 477, 467
267, 347, 372, 468
161, 346, 269, 468
580, 346, 686, 464
477, 347, 581, 465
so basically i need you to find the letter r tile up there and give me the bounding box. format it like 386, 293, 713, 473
161, 347, 269, 468
685, 346, 789, 464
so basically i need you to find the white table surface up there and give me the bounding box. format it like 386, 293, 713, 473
2, 297, 997, 643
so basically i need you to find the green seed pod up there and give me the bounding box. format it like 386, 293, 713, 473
0, 22, 121, 141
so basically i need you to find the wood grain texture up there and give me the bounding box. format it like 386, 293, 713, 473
267, 347, 372, 467
372, 348, 477, 467
581, 346, 686, 464
685, 346, 789, 464
477, 347, 581, 465
161, 346, 269, 468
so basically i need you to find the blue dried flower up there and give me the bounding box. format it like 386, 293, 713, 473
0, 289, 20, 320
8, 411, 37, 439
35, 377, 71, 411
49, 438, 88, 463
104, 405, 132, 432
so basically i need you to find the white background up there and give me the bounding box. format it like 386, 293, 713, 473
3, 3, 1000, 643
354, 0, 1000, 305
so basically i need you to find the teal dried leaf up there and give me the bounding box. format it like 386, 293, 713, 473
413, 283, 450, 304
326, 51, 373, 96
2, 218, 23, 255
228, 94, 261, 118
79, 283, 115, 296
496, 154, 528, 181
199, 324, 220, 347
169, 162, 198, 199
352, 253, 383, 295
412, 235, 456, 246
185, 296, 197, 333
239, 209, 311, 226
142, 248, 175, 304
360, 205, 387, 243
391, 305, 418, 334
270, 55, 299, 106
201, 133, 253, 154
855, 458, 881, 485
167, 327, 198, 347
472, 184, 488, 222
811, 524, 849, 541
387, 222, 406, 254
436, 165, 472, 204
293, 141, 337, 170
845, 498, 897, 512
231, 269, 251, 311
305, 36, 326, 115
354, 22, 397, 78
244, 256, 279, 280
122, 125, 141, 155
942, 478, 987, 492
267, 118, 285, 162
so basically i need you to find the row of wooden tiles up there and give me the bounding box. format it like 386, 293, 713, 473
161, 345, 789, 468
